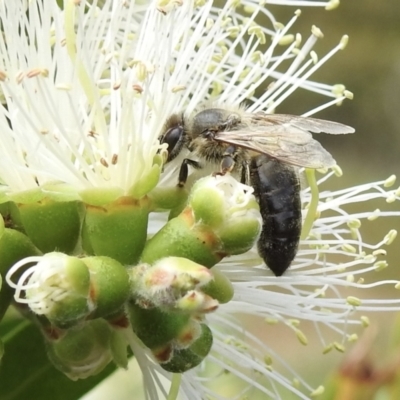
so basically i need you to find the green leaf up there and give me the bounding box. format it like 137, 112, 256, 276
0, 319, 116, 400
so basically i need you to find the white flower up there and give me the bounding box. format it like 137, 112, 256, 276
5, 253, 84, 314
0, 0, 158, 195
0, 0, 349, 198
1, 1, 399, 400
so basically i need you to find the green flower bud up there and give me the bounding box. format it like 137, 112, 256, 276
46, 319, 113, 380
6, 202, 24, 231
175, 291, 218, 313
148, 186, 188, 211
0, 229, 41, 320
168, 200, 188, 220
82, 196, 150, 265
129, 257, 218, 313
142, 175, 261, 267
141, 207, 223, 267
109, 329, 129, 369
82, 256, 130, 320
160, 323, 213, 373
189, 176, 261, 255
49, 295, 90, 330
217, 217, 261, 254
14, 199, 82, 254
0, 201, 9, 219
128, 301, 191, 350
202, 267, 234, 304
189, 183, 226, 228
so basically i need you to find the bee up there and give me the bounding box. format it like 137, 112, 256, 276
159, 107, 354, 276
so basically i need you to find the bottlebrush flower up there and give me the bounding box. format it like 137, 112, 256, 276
1, 1, 399, 400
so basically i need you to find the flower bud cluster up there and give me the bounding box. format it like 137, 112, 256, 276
143, 175, 261, 266
128, 257, 224, 372
1, 175, 257, 377
127, 175, 259, 372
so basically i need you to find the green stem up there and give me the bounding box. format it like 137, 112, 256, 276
301, 169, 319, 240
167, 373, 182, 400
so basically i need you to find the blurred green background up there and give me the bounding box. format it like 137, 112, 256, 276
271, 1, 400, 182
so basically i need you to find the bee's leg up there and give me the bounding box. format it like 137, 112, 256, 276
218, 145, 237, 175
178, 159, 201, 187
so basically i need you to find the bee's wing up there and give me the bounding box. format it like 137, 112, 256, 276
214, 114, 354, 169
252, 114, 355, 134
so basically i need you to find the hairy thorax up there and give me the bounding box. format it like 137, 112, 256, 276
188, 136, 248, 173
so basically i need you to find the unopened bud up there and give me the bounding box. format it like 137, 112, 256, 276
82, 256, 130, 320
142, 175, 261, 267
175, 290, 218, 313
128, 302, 191, 350
190, 176, 261, 254
46, 319, 114, 380
160, 323, 213, 373
141, 207, 222, 267
82, 195, 150, 265
202, 267, 234, 304
148, 186, 189, 211
130, 257, 216, 313
14, 199, 81, 254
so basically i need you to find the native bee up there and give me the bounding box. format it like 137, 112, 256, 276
159, 107, 354, 276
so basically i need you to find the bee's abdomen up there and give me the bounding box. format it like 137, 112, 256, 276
250, 155, 302, 276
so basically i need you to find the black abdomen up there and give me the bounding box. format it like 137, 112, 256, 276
250, 155, 302, 276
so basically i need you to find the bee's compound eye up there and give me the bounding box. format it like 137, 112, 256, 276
163, 125, 183, 149
160, 125, 184, 162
